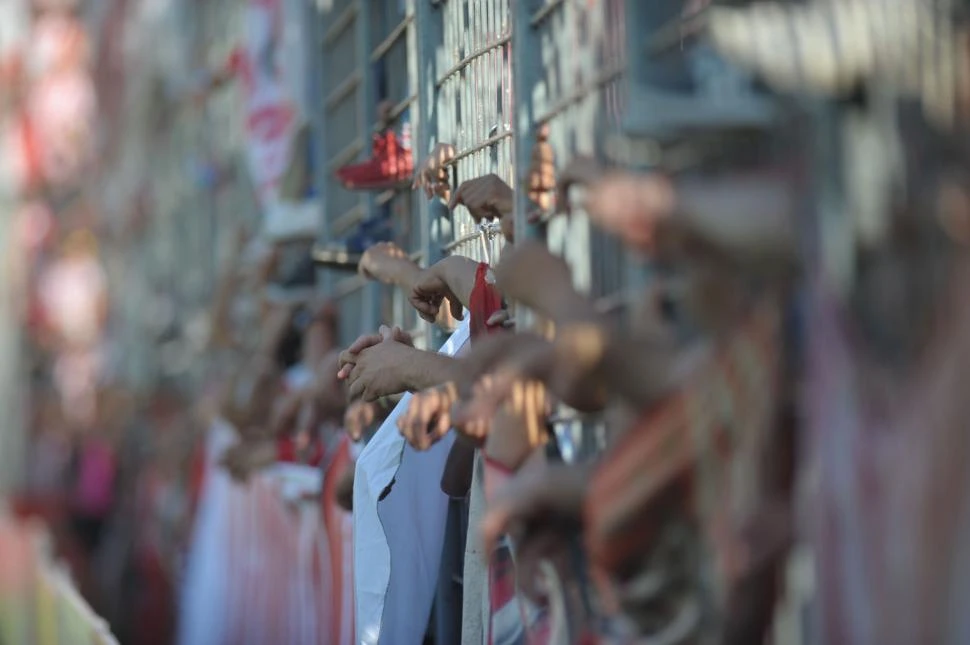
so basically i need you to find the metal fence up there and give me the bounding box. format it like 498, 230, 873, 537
304, 0, 779, 445
513, 0, 631, 312
312, 0, 517, 347
310, 0, 635, 340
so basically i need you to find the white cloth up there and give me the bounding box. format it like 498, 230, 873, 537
353, 320, 471, 645
179, 420, 332, 645
461, 454, 489, 645
177, 420, 237, 645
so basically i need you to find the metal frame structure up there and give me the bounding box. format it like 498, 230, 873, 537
305, 0, 793, 451
313, 0, 377, 347
312, 0, 515, 347
513, 0, 631, 309
300, 0, 810, 635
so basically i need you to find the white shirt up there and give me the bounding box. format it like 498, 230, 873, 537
353, 320, 471, 645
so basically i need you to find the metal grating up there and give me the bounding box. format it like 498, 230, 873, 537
622, 0, 777, 138
307, 0, 793, 343
432, 0, 514, 265
369, 0, 423, 339
316, 0, 371, 346
516, 0, 632, 305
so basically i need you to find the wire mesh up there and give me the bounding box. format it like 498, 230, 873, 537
518, 0, 631, 306
433, 0, 514, 265
367, 0, 424, 340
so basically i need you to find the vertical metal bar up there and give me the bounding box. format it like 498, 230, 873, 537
458, 0, 470, 251
309, 0, 333, 297
461, 0, 470, 190
357, 2, 382, 332
506, 0, 513, 179
406, 0, 426, 346
513, 0, 541, 242
0, 158, 24, 494
471, 0, 480, 176
416, 0, 449, 346
485, 0, 491, 180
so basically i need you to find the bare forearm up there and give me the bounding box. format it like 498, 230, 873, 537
436, 256, 482, 309
541, 285, 600, 325
377, 259, 424, 293
600, 335, 684, 409
401, 350, 465, 392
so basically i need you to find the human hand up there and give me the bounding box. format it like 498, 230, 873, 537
358, 241, 418, 285
268, 389, 303, 437
493, 240, 580, 320
377, 100, 394, 126
413, 142, 456, 200
527, 124, 556, 215
409, 261, 466, 323
344, 400, 377, 441
484, 392, 549, 474
221, 440, 277, 482
456, 327, 608, 414
223, 358, 282, 440
452, 331, 551, 394
397, 382, 458, 451
346, 326, 418, 402
454, 379, 549, 462
584, 171, 677, 251
337, 325, 414, 380
555, 155, 605, 217
259, 300, 297, 353
556, 158, 679, 250
309, 350, 343, 406
449, 174, 515, 222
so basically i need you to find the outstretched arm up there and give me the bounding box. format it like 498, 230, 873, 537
409, 255, 483, 322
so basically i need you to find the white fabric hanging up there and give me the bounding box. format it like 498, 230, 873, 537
178, 420, 332, 645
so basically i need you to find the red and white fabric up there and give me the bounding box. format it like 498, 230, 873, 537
322, 435, 356, 645
179, 420, 335, 645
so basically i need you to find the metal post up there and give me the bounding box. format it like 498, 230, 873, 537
357, 0, 383, 334
308, 0, 333, 297
512, 0, 541, 242
413, 0, 445, 347
0, 168, 25, 496
0, 0, 29, 495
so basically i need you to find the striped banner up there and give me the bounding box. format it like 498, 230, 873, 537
180, 421, 340, 645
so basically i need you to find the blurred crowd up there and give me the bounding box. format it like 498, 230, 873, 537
4, 0, 970, 644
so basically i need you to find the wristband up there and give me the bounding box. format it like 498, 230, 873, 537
483, 454, 515, 504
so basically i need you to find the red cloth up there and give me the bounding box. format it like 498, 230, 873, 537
469, 262, 504, 340
223, 46, 252, 90
322, 436, 356, 645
